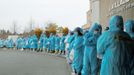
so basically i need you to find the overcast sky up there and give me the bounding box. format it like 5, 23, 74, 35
0, 0, 89, 33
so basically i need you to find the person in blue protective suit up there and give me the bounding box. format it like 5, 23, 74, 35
49, 33, 55, 53
97, 15, 132, 75
20, 38, 25, 51
125, 20, 134, 39
42, 34, 46, 50
16, 38, 24, 49
28, 36, 32, 50
43, 34, 48, 52
16, 38, 20, 49
125, 20, 134, 75
22, 38, 27, 50
66, 32, 75, 63
25, 37, 30, 49
5, 39, 8, 48
27, 36, 31, 50
48, 34, 53, 53
1, 39, 4, 48
47, 37, 51, 53
26, 37, 30, 50
60, 33, 66, 55
27, 37, 31, 49
72, 27, 84, 75
31, 35, 38, 51
7, 39, 14, 49
0, 39, 4, 48
48, 34, 52, 53
38, 34, 44, 52
81, 23, 102, 75
55, 35, 61, 54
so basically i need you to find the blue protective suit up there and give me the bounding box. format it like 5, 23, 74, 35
125, 20, 134, 75
21, 38, 26, 49
47, 38, 51, 51
0, 39, 4, 48
26, 37, 31, 49
29, 37, 33, 49
39, 34, 44, 49
7, 39, 14, 48
29, 37, 32, 49
67, 34, 75, 59
97, 16, 131, 75
43, 35, 47, 49
50, 35, 55, 51
81, 23, 102, 75
60, 36, 66, 51
55, 36, 61, 50
72, 34, 84, 74
28, 37, 31, 49
67, 35, 75, 52
4, 40, 7, 47
125, 20, 134, 39
16, 38, 24, 49
26, 37, 30, 49
22, 38, 27, 49
31, 35, 38, 49
16, 38, 21, 49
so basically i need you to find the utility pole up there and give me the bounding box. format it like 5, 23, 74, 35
30, 17, 34, 32
30, 17, 32, 31
13, 21, 16, 35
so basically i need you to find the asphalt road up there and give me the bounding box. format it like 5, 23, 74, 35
0, 49, 71, 75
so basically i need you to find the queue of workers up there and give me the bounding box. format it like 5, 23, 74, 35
67, 15, 134, 75
0, 39, 14, 48
0, 15, 133, 75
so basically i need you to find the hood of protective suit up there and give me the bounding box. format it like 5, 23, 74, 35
125, 20, 134, 33
74, 27, 83, 36
88, 23, 102, 35
32, 35, 38, 39
109, 15, 124, 31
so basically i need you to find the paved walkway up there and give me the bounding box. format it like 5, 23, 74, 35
0, 49, 71, 75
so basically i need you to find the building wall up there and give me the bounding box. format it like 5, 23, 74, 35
86, 0, 100, 28
100, 0, 110, 30
91, 0, 100, 24
87, 10, 92, 26
100, 0, 134, 30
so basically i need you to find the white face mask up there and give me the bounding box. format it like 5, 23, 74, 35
124, 29, 126, 32
94, 31, 98, 34
74, 32, 78, 35
124, 27, 126, 32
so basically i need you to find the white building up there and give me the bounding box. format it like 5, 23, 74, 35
91, 0, 100, 24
